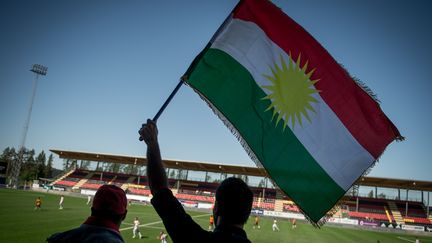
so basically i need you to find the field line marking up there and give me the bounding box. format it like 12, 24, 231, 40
143, 225, 165, 230
397, 236, 414, 242
120, 220, 162, 231
120, 212, 211, 231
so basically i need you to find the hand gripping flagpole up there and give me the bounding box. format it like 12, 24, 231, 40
139, 77, 185, 141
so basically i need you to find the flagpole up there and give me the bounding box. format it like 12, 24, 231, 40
139, 78, 184, 141
152, 78, 185, 122
140, 2, 240, 140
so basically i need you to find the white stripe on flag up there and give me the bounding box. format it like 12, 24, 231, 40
212, 18, 374, 190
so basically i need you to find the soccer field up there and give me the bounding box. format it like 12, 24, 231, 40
0, 189, 431, 243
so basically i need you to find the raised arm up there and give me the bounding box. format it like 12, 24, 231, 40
139, 119, 210, 242
139, 119, 168, 195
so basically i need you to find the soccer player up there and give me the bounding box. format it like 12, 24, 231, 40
272, 218, 280, 232
208, 215, 214, 231
291, 218, 297, 229
35, 197, 42, 210
59, 196, 64, 210
132, 217, 143, 239
86, 195, 92, 205
253, 215, 260, 229
158, 230, 168, 243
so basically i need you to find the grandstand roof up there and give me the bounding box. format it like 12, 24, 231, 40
356, 176, 432, 192
50, 149, 432, 191
50, 149, 267, 177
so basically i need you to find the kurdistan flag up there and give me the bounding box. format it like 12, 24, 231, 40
184, 0, 402, 224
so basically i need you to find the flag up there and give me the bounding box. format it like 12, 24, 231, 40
184, 0, 402, 225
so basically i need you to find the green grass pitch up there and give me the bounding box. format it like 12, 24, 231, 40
1, 189, 431, 243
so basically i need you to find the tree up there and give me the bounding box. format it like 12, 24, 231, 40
79, 160, 91, 170
1, 147, 18, 177
35, 151, 46, 178
368, 190, 374, 198
106, 162, 121, 173
19, 148, 37, 181
258, 179, 266, 188
123, 164, 138, 175
169, 169, 177, 179
219, 172, 228, 181
44, 154, 53, 178
243, 175, 249, 184
63, 158, 77, 170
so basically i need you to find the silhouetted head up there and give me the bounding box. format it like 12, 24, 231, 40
91, 185, 128, 224
214, 177, 253, 225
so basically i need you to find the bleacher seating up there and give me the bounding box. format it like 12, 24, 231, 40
69, 170, 90, 179
54, 180, 77, 187
128, 188, 151, 196
343, 197, 394, 223
132, 176, 147, 185
80, 181, 104, 190
250, 187, 277, 199
176, 193, 214, 203
348, 211, 389, 221
50, 169, 432, 226
396, 202, 428, 218
252, 201, 275, 210
404, 216, 431, 225
283, 203, 300, 212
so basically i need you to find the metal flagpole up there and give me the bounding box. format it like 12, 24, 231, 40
152, 78, 185, 122
139, 78, 185, 141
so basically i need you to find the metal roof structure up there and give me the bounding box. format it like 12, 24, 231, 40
50, 149, 432, 191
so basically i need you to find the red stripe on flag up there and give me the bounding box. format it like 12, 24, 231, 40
233, 0, 401, 158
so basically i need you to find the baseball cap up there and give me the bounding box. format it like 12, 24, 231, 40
92, 185, 127, 215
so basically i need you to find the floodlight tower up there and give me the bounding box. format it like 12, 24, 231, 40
9, 64, 48, 188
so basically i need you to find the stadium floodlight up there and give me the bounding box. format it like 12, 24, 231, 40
31, 64, 48, 76
9, 64, 48, 188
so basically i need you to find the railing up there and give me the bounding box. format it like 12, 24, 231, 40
352, 193, 425, 203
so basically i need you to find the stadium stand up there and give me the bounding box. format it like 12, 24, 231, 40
49, 150, 432, 228
52, 169, 432, 227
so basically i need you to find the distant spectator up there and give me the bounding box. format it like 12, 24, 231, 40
47, 185, 128, 243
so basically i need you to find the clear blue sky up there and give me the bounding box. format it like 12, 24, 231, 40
1, 0, 431, 182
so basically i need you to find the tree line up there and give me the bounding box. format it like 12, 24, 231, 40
0, 147, 54, 183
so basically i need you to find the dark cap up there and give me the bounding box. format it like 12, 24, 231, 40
92, 185, 127, 215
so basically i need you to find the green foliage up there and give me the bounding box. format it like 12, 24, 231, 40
258, 179, 266, 188
1, 147, 57, 184
62, 158, 77, 171
45, 154, 54, 178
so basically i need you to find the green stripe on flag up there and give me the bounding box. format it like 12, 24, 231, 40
187, 48, 345, 222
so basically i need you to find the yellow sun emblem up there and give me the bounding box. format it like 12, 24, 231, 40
261, 54, 320, 129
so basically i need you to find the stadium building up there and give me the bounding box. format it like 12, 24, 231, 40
48, 149, 432, 232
